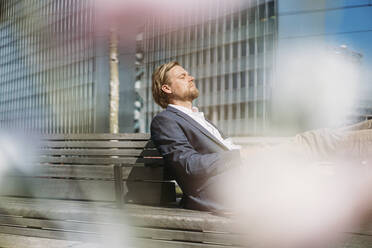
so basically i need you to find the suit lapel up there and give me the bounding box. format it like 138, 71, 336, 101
166, 106, 229, 150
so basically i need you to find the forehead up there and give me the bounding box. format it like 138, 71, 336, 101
168, 65, 187, 77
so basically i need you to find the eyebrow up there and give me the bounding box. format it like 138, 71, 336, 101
176, 72, 187, 77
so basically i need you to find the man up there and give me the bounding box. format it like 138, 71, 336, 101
150, 61, 246, 211
150, 61, 372, 212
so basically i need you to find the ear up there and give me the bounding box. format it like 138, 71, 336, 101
161, 84, 172, 94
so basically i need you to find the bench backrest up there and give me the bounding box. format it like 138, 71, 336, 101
0, 133, 175, 206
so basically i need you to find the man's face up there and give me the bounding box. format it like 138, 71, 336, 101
163, 65, 199, 102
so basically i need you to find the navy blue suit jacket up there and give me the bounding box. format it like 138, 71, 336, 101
150, 105, 241, 211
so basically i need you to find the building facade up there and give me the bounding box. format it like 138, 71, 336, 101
139, 1, 277, 136
139, 0, 372, 136
0, 0, 135, 133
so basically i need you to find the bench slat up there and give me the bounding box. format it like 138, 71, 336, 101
0, 226, 100, 244
0, 227, 243, 248
33, 165, 166, 180
41, 133, 151, 140
0, 178, 175, 204
5, 165, 170, 180
41, 141, 155, 148
39, 149, 160, 157
0, 216, 242, 246
0, 232, 94, 248
39, 157, 164, 165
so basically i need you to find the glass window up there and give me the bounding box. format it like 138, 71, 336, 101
268, 1, 275, 18
257, 68, 263, 85
233, 73, 237, 89
190, 26, 195, 41
208, 106, 213, 120
240, 102, 245, 118
257, 36, 264, 53
241, 9, 248, 26
249, 8, 256, 24
259, 3, 266, 20
249, 38, 255, 55
217, 46, 222, 62
171, 31, 176, 47
233, 43, 238, 58
249, 70, 254, 87
210, 48, 215, 63
249, 70, 254, 99
248, 102, 254, 118
204, 25, 208, 38
240, 71, 246, 88
183, 27, 188, 43
224, 74, 229, 90
233, 13, 239, 29
241, 40, 247, 56
209, 78, 213, 91
225, 15, 231, 31
211, 20, 216, 35
232, 104, 237, 119
217, 76, 221, 91
224, 105, 228, 120
224, 44, 230, 60
265, 34, 274, 51
257, 100, 263, 118
197, 25, 202, 40
203, 50, 207, 64
218, 18, 224, 33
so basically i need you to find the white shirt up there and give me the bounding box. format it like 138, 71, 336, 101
168, 104, 241, 150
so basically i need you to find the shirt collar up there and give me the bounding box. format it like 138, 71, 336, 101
168, 104, 200, 115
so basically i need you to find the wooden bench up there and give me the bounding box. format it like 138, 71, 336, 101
0, 133, 176, 207
0, 133, 371, 248
0, 133, 244, 248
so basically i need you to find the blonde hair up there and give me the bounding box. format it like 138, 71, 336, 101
152, 61, 179, 108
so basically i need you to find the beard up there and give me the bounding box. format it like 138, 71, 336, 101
187, 87, 199, 101
170, 86, 200, 103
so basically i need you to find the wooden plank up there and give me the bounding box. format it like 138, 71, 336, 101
38, 156, 164, 165
0, 233, 98, 248
0, 226, 239, 248
41, 133, 151, 141
132, 237, 241, 248
0, 177, 116, 201
0, 197, 200, 222
0, 197, 230, 232
0, 197, 123, 221
40, 141, 156, 148
7, 165, 116, 179
0, 178, 175, 204
5, 165, 168, 180
0, 215, 103, 233
0, 197, 229, 232
0, 226, 100, 244
0, 227, 240, 248
1, 196, 370, 242
0, 216, 242, 246
38, 148, 161, 157
132, 227, 242, 246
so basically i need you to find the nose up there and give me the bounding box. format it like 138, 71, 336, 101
189, 75, 195, 82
